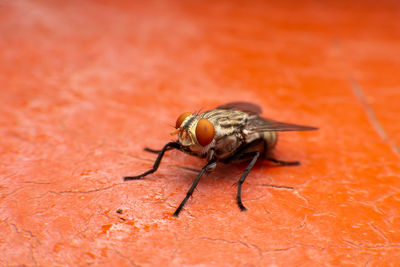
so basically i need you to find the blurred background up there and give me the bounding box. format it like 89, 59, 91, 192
1, 0, 399, 265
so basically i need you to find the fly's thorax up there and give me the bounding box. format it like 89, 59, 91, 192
204, 109, 249, 138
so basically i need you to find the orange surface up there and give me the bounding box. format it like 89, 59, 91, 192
1, 0, 400, 266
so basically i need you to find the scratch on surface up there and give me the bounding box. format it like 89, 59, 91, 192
352, 200, 385, 215
368, 223, 390, 244
293, 190, 309, 206
298, 214, 308, 229
350, 79, 400, 156
364, 258, 372, 267
342, 239, 363, 249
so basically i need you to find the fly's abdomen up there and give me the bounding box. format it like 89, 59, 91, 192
263, 131, 278, 150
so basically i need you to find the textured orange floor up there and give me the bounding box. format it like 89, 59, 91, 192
1, 0, 400, 266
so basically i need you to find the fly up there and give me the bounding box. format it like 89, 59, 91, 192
124, 102, 317, 217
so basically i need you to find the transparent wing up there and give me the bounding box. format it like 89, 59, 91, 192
246, 116, 318, 132
216, 102, 262, 115
217, 102, 318, 132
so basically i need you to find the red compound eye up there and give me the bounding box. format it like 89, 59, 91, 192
175, 112, 192, 128
195, 119, 215, 146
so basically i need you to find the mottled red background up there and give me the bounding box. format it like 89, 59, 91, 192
1, 0, 400, 265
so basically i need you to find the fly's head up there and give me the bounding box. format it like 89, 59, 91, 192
171, 112, 215, 155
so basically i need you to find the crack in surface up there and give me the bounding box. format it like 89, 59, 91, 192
6, 219, 41, 265
10, 222, 41, 246
199, 237, 251, 249
342, 238, 400, 251
260, 184, 294, 190
363, 244, 400, 249
19, 181, 52, 185
262, 246, 297, 253
198, 236, 263, 263
109, 248, 141, 267
75, 212, 96, 238
198, 237, 298, 263
29, 245, 38, 267
49, 183, 121, 195
350, 79, 400, 156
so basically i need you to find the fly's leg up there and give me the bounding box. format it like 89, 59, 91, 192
265, 157, 300, 166
124, 142, 181, 181
144, 147, 175, 154
237, 152, 260, 212
173, 160, 216, 217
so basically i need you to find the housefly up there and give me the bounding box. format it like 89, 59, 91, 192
124, 102, 317, 217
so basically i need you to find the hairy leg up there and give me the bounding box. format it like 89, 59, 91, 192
124, 142, 181, 181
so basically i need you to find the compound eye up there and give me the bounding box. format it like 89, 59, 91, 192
175, 112, 192, 128
196, 118, 215, 146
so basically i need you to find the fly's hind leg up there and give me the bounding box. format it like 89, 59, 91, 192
265, 157, 300, 166
236, 152, 260, 212
222, 139, 264, 212
262, 132, 300, 166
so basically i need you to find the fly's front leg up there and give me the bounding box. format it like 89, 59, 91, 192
144, 146, 175, 154
237, 152, 260, 212
173, 160, 217, 217
124, 142, 181, 181
265, 157, 300, 166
